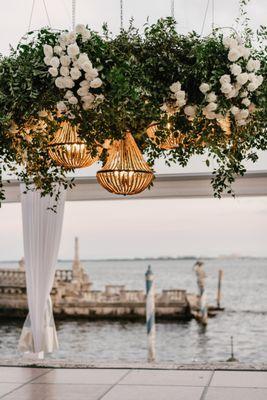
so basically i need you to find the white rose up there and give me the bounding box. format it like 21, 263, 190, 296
90, 77, 102, 88
81, 94, 95, 103
254, 74, 263, 88
59, 33, 68, 45
77, 86, 89, 96
43, 44, 53, 57
206, 102, 217, 112
236, 72, 249, 86
48, 67, 58, 77
160, 103, 168, 112
55, 77, 66, 89
247, 82, 257, 92
70, 67, 82, 80
219, 74, 231, 85
242, 98, 251, 107
239, 109, 249, 119
226, 88, 238, 99
77, 54, 90, 68
64, 90, 73, 99
75, 24, 86, 34
49, 56, 60, 68
223, 37, 238, 49
60, 66, 70, 77
60, 55, 71, 66
79, 80, 90, 87
253, 59, 261, 72
239, 46, 250, 60
53, 46, 63, 55
66, 32, 76, 45
240, 91, 248, 98
174, 90, 185, 101
206, 92, 217, 102
230, 106, 239, 116
68, 96, 78, 105
44, 56, 52, 66
81, 61, 93, 73
230, 64, 242, 76
83, 102, 94, 110
85, 69, 98, 81
170, 81, 181, 93
63, 76, 75, 89
199, 83, 210, 94
228, 48, 241, 62
67, 43, 80, 58
184, 105, 196, 117
176, 98, 186, 107
220, 83, 232, 94
82, 30, 91, 42
57, 101, 67, 112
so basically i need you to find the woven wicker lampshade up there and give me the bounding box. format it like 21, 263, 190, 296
48, 121, 98, 169
147, 123, 184, 150
97, 131, 154, 195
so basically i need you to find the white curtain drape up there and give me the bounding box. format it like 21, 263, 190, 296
18, 184, 66, 354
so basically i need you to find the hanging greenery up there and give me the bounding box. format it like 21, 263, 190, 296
0, 14, 266, 202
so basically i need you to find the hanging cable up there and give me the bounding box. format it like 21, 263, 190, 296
42, 0, 51, 27
200, 0, 210, 36
171, 0, 175, 18
72, 0, 76, 30
211, 0, 215, 31
120, 0, 124, 30
27, 0, 36, 32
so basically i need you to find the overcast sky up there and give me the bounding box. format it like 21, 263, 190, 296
0, 0, 267, 261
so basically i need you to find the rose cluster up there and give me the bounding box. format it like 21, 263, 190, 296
198, 36, 263, 127
43, 24, 104, 113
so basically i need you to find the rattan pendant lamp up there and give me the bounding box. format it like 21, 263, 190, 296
147, 122, 184, 150
48, 121, 99, 169
97, 131, 154, 195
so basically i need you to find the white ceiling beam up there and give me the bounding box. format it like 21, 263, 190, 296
2, 171, 267, 203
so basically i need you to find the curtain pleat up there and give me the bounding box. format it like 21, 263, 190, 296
18, 184, 66, 353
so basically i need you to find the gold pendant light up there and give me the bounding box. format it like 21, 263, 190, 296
48, 121, 98, 169
97, 131, 154, 195
147, 122, 184, 150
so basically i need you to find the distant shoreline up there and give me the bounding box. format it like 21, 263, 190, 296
1, 256, 266, 264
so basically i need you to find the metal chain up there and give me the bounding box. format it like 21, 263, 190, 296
42, 0, 51, 27
120, 0, 123, 30
171, 0, 174, 18
72, 0, 76, 30
27, 0, 36, 32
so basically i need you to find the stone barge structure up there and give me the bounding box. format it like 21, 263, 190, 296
0, 239, 202, 321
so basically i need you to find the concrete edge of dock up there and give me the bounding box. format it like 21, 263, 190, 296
0, 358, 267, 371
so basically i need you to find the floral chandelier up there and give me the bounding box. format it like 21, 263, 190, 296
0, 11, 266, 203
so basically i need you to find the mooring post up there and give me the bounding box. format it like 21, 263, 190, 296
145, 265, 156, 362
217, 269, 223, 309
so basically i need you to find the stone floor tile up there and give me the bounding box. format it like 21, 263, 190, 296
101, 384, 204, 400
210, 371, 267, 388
0, 367, 49, 383
2, 383, 110, 400
119, 369, 212, 386
0, 383, 22, 397
33, 368, 129, 385
205, 387, 267, 400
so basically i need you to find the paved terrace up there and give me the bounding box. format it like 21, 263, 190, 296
0, 363, 267, 399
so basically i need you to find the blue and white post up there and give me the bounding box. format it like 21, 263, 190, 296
145, 265, 156, 362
